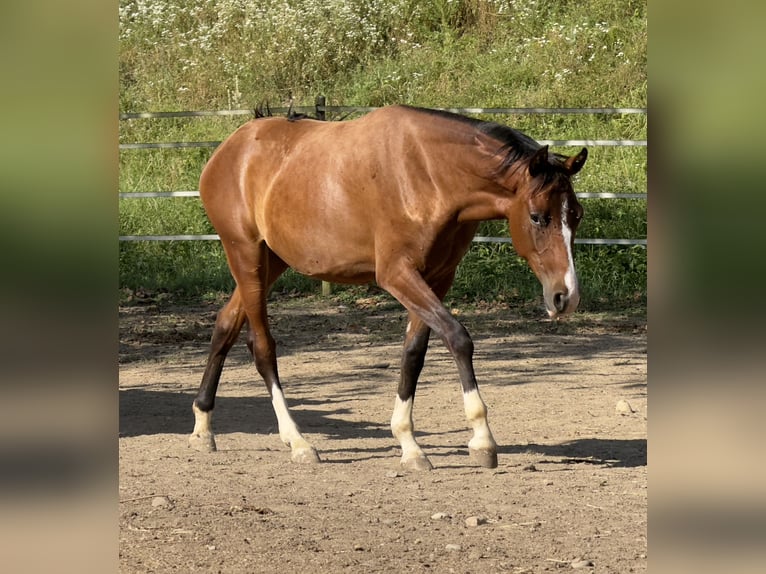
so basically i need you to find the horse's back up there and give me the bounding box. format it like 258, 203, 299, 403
200, 108, 405, 224
200, 106, 420, 201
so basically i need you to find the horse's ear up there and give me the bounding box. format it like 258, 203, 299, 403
528, 145, 549, 177
564, 147, 588, 176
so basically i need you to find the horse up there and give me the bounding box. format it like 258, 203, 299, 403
189, 105, 587, 470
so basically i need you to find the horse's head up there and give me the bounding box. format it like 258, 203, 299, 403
507, 146, 588, 319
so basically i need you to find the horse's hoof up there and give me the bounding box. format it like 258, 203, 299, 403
469, 448, 498, 468
292, 447, 321, 464
400, 455, 434, 471
189, 432, 217, 452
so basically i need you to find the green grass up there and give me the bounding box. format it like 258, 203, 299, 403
119, 0, 646, 310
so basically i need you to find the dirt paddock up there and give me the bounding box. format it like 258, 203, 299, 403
119, 294, 646, 573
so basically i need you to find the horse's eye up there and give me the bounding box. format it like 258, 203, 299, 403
530, 213, 541, 225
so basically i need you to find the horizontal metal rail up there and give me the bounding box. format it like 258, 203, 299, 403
120, 191, 201, 198
474, 236, 646, 246
119, 141, 220, 150
118, 234, 645, 246
422, 107, 647, 115
576, 192, 646, 199
120, 234, 221, 241
119, 191, 646, 200
119, 139, 646, 150
538, 139, 646, 147
118, 192, 646, 245
120, 106, 647, 121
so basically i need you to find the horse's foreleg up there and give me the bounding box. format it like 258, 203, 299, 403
462, 386, 498, 468
392, 313, 433, 470
380, 267, 498, 469
451, 333, 498, 468
190, 287, 247, 452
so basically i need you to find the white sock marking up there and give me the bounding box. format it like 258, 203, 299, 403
463, 389, 497, 453
192, 403, 212, 436
271, 386, 309, 450
391, 396, 425, 460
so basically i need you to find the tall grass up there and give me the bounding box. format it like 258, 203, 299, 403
119, 0, 646, 310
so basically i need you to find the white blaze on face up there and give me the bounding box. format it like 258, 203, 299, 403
561, 197, 579, 307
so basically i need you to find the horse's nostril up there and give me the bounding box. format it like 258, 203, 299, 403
553, 291, 567, 313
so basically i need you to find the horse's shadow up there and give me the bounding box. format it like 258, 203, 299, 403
120, 387, 646, 468
497, 438, 646, 468
119, 387, 392, 442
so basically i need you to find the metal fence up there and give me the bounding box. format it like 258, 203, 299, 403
119, 100, 647, 247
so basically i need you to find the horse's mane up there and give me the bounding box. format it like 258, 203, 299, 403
400, 106, 542, 172
251, 103, 563, 191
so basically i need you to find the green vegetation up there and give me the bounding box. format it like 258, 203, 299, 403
119, 0, 646, 311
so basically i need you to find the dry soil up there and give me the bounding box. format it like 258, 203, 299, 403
119, 294, 646, 573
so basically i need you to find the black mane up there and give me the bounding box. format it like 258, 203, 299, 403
401, 106, 542, 171
403, 106, 575, 194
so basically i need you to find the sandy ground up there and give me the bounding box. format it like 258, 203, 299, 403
119, 293, 646, 573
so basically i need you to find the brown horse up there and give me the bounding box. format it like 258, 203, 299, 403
190, 105, 587, 470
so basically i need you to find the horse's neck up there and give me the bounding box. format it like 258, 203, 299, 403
452, 145, 521, 223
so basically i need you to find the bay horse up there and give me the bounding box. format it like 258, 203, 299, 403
190, 105, 587, 470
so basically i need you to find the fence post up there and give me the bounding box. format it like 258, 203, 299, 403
316, 95, 332, 296
315, 95, 326, 121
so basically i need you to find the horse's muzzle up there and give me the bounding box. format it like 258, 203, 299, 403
545, 287, 580, 319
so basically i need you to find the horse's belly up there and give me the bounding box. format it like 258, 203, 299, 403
259, 178, 381, 282
265, 231, 377, 284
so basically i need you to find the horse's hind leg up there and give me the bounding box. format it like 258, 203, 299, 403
228, 243, 320, 463
190, 287, 247, 452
